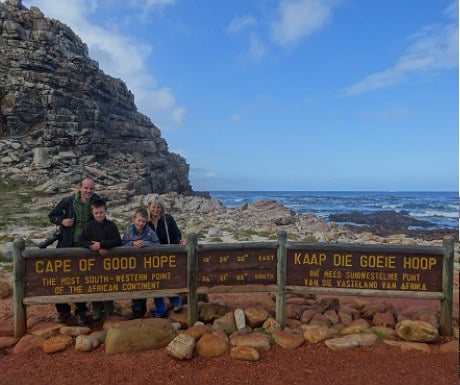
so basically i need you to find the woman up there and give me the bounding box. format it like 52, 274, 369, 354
147, 196, 186, 317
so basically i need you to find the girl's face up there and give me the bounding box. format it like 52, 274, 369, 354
133, 214, 147, 232
149, 204, 162, 218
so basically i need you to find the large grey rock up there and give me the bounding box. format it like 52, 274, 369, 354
212, 312, 237, 335
234, 309, 246, 330
104, 318, 177, 355
0, 1, 192, 196
166, 333, 195, 360
75, 335, 101, 352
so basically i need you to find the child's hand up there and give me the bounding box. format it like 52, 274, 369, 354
98, 248, 109, 255
133, 240, 143, 248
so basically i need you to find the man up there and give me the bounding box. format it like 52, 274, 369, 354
47, 177, 99, 326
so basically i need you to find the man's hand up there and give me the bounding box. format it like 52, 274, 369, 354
61, 218, 75, 227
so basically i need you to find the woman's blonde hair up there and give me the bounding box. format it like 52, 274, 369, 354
148, 195, 166, 217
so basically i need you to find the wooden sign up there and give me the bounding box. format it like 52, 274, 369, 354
13, 235, 454, 338
198, 246, 277, 287
24, 250, 188, 297
286, 246, 443, 292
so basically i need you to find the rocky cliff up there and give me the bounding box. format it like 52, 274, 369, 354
0, 0, 193, 196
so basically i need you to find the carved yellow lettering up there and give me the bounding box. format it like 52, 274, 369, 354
38, 259, 71, 273
333, 254, 352, 267
360, 255, 395, 268
36, 260, 44, 273
403, 257, 436, 270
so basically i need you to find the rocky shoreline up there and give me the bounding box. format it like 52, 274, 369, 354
1, 192, 457, 255
0, 193, 458, 366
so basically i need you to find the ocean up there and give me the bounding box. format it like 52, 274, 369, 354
209, 191, 459, 230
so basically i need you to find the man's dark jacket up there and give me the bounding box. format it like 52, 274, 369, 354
48, 193, 100, 248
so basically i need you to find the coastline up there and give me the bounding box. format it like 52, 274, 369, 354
0, 192, 458, 253
209, 190, 459, 232
0, 193, 457, 384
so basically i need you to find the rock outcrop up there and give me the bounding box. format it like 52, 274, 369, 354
0, 0, 192, 195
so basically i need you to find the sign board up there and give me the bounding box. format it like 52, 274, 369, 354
13, 235, 454, 338
25, 250, 188, 297
286, 247, 443, 292
198, 247, 277, 286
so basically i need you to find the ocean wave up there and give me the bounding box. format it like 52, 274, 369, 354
210, 191, 459, 230
411, 210, 459, 219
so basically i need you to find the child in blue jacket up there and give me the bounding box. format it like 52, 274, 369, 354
122, 207, 159, 318
122, 207, 159, 248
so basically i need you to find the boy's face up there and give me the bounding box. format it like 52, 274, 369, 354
92, 206, 106, 222
133, 214, 147, 232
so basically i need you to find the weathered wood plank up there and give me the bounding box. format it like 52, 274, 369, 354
439, 236, 454, 335
13, 238, 26, 338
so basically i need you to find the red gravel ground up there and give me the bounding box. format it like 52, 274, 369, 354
1, 339, 458, 385
0, 293, 458, 385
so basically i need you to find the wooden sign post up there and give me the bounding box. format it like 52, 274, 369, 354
13, 234, 454, 337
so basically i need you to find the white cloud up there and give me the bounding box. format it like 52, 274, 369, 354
141, 0, 176, 6
23, 0, 185, 128
135, 88, 186, 126
231, 114, 241, 123
149, 88, 176, 111
171, 106, 187, 125
271, 0, 337, 46
227, 15, 258, 34
170, 148, 186, 157
342, 5, 458, 96
248, 33, 267, 61
228, 1, 338, 62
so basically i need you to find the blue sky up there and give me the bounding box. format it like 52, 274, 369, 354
23, 0, 459, 192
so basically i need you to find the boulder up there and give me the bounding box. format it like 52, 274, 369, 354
395, 320, 439, 342
166, 334, 196, 360
13, 334, 45, 354
230, 345, 260, 361
195, 331, 229, 358
75, 335, 101, 352
104, 318, 176, 355
43, 335, 73, 353
303, 325, 335, 344
272, 330, 304, 350
230, 333, 271, 352
244, 307, 269, 328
